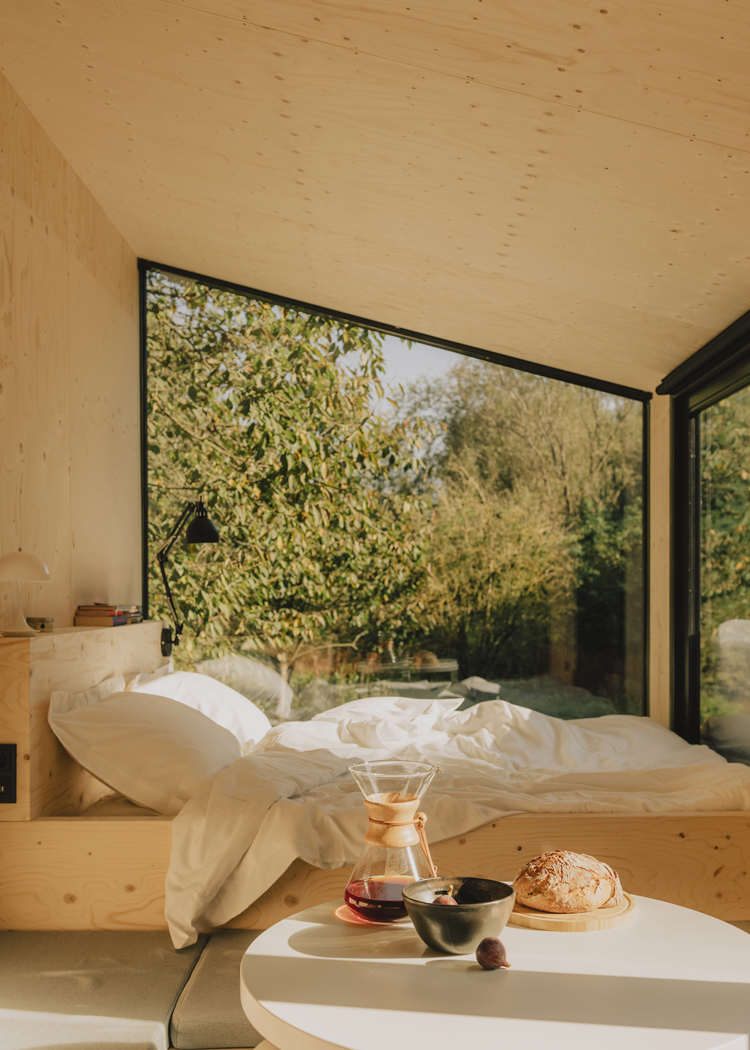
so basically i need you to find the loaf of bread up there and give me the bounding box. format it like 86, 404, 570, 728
513, 850, 624, 913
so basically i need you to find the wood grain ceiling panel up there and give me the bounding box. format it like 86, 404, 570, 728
178, 0, 750, 153
1, 0, 749, 389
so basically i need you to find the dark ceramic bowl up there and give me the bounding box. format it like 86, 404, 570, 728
403, 877, 515, 955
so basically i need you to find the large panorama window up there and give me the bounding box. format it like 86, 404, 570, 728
143, 266, 647, 722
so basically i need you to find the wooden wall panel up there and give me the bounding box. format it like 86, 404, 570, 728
0, 177, 73, 630
0, 640, 30, 820
29, 623, 166, 816
0, 69, 140, 630
0, 623, 165, 821
67, 254, 141, 608
649, 394, 672, 727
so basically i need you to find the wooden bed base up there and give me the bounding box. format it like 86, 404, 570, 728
2, 623, 749, 932
1, 809, 749, 931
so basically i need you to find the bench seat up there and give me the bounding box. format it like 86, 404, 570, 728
0, 929, 265, 1050
0, 930, 206, 1050
170, 931, 264, 1049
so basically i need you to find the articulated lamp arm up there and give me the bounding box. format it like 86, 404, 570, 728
154, 499, 219, 656
155, 501, 197, 649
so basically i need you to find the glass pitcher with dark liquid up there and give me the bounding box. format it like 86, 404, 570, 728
345, 760, 439, 923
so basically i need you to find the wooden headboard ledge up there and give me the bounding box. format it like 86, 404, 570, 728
0, 622, 166, 820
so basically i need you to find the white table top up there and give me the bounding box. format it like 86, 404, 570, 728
240, 896, 750, 1050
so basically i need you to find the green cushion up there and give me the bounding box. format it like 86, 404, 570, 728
170, 930, 264, 1049
0, 930, 206, 1050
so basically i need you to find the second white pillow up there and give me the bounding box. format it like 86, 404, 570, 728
128, 671, 272, 753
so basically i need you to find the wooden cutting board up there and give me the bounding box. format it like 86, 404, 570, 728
508, 892, 637, 932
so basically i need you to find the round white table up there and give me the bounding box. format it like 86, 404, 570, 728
240, 896, 750, 1050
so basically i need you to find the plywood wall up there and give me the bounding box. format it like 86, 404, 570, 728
0, 71, 140, 628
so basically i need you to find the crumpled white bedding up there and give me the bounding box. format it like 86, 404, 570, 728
166, 696, 750, 947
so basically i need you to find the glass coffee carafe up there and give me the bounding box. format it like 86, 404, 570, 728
344, 760, 439, 923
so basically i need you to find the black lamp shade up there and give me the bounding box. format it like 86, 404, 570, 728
185, 502, 220, 544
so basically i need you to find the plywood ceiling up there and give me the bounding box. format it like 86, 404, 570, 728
2, 0, 750, 391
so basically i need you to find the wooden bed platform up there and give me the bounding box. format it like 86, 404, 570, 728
2, 625, 749, 932
1, 808, 749, 932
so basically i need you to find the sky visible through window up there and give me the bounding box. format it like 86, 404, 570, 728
380, 334, 454, 388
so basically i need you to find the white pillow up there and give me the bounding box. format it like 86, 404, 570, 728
128, 671, 271, 753
48, 690, 240, 815
57, 673, 127, 707
126, 658, 174, 691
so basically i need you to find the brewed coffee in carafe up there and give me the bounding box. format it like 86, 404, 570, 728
345, 761, 438, 922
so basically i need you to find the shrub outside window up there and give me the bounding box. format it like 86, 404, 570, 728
143, 266, 647, 723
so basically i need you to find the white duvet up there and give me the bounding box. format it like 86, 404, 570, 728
166, 696, 750, 947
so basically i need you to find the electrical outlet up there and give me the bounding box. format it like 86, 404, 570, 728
0, 744, 17, 803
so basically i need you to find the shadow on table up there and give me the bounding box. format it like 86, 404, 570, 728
245, 953, 750, 1034
288, 920, 438, 961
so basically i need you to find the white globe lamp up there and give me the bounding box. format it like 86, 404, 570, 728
0, 550, 51, 636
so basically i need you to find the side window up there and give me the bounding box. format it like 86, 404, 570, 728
665, 311, 750, 758
700, 386, 750, 762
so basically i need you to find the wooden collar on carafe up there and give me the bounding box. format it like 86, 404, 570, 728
363, 793, 438, 877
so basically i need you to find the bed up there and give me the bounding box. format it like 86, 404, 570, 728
1, 624, 750, 936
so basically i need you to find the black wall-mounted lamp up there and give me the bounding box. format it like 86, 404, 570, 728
156, 500, 219, 656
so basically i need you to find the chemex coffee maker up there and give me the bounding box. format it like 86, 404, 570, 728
345, 760, 439, 922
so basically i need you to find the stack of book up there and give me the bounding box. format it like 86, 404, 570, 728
74, 604, 143, 627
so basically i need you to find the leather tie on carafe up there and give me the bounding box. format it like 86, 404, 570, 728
363, 793, 438, 877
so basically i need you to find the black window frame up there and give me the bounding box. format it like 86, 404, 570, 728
138, 258, 652, 711
658, 309, 750, 741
